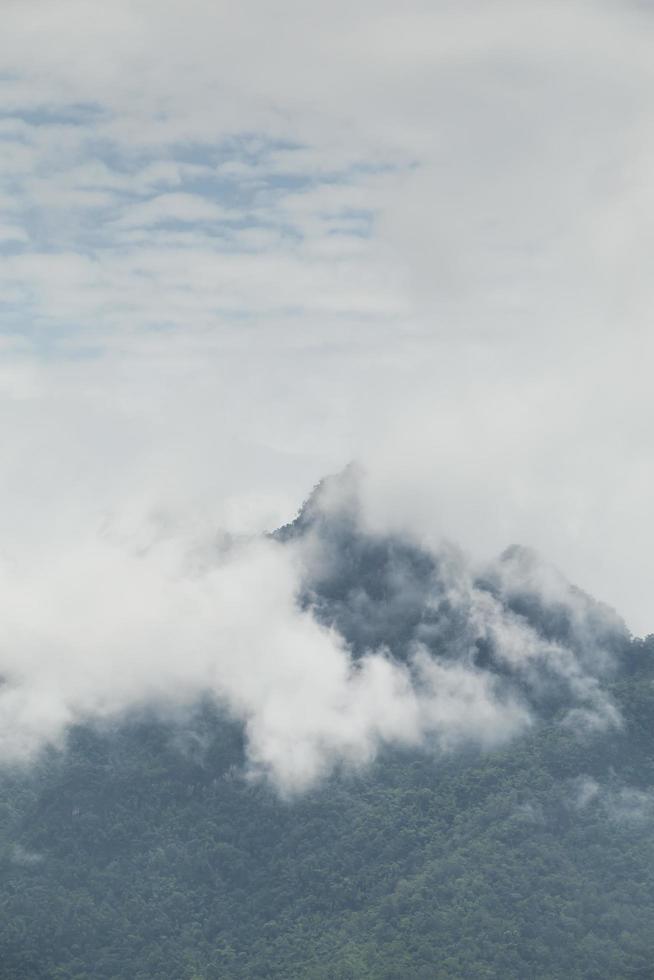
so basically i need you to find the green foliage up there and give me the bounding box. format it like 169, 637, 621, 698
1, 656, 654, 980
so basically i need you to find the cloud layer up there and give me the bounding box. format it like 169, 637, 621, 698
0, 521, 527, 791
0, 474, 626, 791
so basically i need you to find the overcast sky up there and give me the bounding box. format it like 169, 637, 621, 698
1, 0, 653, 634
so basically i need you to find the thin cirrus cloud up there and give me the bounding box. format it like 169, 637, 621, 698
109, 193, 234, 230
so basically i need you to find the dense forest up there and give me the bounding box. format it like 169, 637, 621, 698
1, 477, 653, 979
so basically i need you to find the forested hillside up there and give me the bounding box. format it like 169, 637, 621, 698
1, 479, 653, 979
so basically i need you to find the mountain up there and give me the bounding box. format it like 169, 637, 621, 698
1, 473, 653, 979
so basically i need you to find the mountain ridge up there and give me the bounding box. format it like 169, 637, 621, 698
0, 472, 652, 979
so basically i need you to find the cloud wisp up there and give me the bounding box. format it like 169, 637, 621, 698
0, 475, 626, 792
0, 527, 526, 792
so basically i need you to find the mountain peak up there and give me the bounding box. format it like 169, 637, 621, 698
273, 462, 364, 542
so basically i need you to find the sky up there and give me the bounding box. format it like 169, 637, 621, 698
0, 0, 653, 781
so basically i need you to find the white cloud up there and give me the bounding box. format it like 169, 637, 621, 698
110, 193, 232, 229
0, 458, 621, 791
0, 525, 530, 792
0, 223, 28, 243
0, 0, 651, 780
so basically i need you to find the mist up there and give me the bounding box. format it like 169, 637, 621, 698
0, 469, 629, 791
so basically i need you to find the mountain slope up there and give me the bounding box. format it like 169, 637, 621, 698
0, 476, 653, 979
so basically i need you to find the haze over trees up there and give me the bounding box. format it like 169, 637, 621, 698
1, 475, 653, 979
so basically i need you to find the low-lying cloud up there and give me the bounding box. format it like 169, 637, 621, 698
0, 526, 525, 791
0, 478, 626, 792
